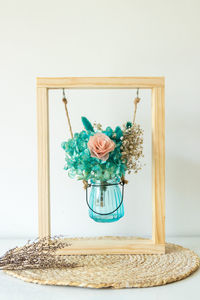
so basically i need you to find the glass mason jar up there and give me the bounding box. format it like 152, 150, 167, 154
87, 178, 124, 223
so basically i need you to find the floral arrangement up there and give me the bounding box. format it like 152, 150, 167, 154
61, 117, 143, 182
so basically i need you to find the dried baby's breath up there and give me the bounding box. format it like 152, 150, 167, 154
93, 122, 103, 131
121, 123, 144, 174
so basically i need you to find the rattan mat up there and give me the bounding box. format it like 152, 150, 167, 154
5, 237, 199, 288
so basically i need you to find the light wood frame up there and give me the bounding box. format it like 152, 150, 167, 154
37, 77, 165, 254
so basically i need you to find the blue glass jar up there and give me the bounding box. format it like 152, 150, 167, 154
87, 178, 124, 223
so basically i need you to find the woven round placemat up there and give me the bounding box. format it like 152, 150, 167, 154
5, 237, 199, 288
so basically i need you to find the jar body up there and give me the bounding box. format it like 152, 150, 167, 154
88, 178, 124, 223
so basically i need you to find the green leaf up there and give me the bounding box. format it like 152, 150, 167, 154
81, 116, 94, 132
126, 121, 132, 129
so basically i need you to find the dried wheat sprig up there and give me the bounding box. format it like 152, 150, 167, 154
0, 236, 77, 270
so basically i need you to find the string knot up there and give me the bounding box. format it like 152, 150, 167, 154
83, 180, 88, 189
121, 175, 128, 185
62, 97, 68, 105
134, 97, 140, 105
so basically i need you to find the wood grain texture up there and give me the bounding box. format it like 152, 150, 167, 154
36, 77, 165, 89
56, 238, 165, 255
152, 87, 165, 244
37, 87, 51, 238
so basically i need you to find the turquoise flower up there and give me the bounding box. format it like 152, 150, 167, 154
62, 117, 127, 181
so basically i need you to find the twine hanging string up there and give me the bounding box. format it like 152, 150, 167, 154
133, 88, 141, 123
62, 89, 73, 139
121, 88, 141, 186
62, 90, 87, 189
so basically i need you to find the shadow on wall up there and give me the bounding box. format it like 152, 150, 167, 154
166, 155, 200, 236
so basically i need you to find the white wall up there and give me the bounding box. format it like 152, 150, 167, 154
0, 0, 200, 238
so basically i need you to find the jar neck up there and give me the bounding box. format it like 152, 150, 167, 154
90, 177, 120, 185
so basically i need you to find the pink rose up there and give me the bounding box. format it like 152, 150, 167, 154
88, 133, 115, 161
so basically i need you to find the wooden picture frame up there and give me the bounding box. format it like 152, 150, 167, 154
36, 77, 165, 254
